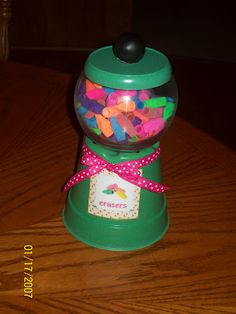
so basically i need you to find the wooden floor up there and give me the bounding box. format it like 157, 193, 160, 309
9, 49, 236, 151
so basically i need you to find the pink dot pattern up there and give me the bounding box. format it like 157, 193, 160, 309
63, 144, 168, 193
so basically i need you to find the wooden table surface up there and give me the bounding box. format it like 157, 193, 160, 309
0, 61, 236, 313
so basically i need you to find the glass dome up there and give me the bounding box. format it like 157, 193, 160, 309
74, 74, 178, 150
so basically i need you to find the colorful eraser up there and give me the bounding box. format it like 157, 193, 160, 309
128, 135, 139, 142
116, 90, 137, 98
115, 100, 136, 113
136, 100, 144, 110
135, 124, 147, 138
142, 107, 164, 119
86, 88, 106, 100
95, 114, 113, 137
93, 82, 102, 88
155, 107, 164, 118
144, 97, 167, 108
133, 110, 149, 122
97, 98, 106, 106
132, 117, 142, 126
90, 127, 102, 135
110, 117, 126, 142
116, 113, 136, 137
81, 97, 104, 114
84, 110, 95, 119
84, 116, 97, 129
126, 112, 135, 121
102, 107, 121, 118
106, 92, 119, 106
167, 97, 174, 102
139, 90, 149, 101
77, 106, 88, 115
108, 134, 118, 142
104, 87, 115, 95
86, 79, 96, 92
163, 102, 175, 121
143, 117, 165, 134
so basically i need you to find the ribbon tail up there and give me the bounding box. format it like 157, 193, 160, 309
63, 172, 86, 192
63, 165, 104, 192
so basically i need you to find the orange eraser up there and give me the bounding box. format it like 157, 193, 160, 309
114, 100, 136, 113
102, 107, 121, 118
133, 110, 149, 122
85, 79, 103, 92
85, 79, 96, 92
95, 114, 113, 137
93, 83, 102, 88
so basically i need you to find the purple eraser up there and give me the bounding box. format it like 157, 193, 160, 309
81, 96, 104, 114
132, 117, 142, 126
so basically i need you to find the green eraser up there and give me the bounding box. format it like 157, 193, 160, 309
90, 128, 102, 135
144, 97, 167, 108
163, 102, 175, 121
128, 135, 138, 142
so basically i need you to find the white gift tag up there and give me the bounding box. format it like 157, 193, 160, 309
88, 169, 141, 219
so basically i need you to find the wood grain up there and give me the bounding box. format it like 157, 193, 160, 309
0, 61, 236, 313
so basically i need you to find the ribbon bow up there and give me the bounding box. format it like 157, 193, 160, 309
63, 144, 168, 193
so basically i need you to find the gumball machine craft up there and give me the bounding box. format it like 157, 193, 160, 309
63, 33, 178, 251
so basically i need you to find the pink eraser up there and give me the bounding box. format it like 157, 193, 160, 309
139, 90, 149, 101
126, 112, 135, 121
106, 92, 119, 106
135, 124, 144, 135
116, 90, 137, 98
86, 88, 106, 100
142, 107, 164, 118
155, 107, 164, 117
143, 118, 166, 134
116, 113, 136, 137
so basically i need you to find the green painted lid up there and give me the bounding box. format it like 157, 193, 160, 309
84, 45, 172, 90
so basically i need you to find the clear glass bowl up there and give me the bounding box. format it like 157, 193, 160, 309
74, 73, 178, 150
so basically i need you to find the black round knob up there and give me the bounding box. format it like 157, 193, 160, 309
112, 32, 145, 63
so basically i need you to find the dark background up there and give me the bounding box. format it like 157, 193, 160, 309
8, 0, 236, 150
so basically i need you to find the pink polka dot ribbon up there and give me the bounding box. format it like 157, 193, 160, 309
63, 144, 168, 193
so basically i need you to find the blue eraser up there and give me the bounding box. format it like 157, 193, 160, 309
84, 116, 97, 128
104, 87, 115, 95
110, 117, 126, 142
77, 106, 88, 115
136, 100, 144, 110
167, 97, 174, 102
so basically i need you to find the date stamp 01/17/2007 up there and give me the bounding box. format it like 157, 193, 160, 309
23, 245, 33, 299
